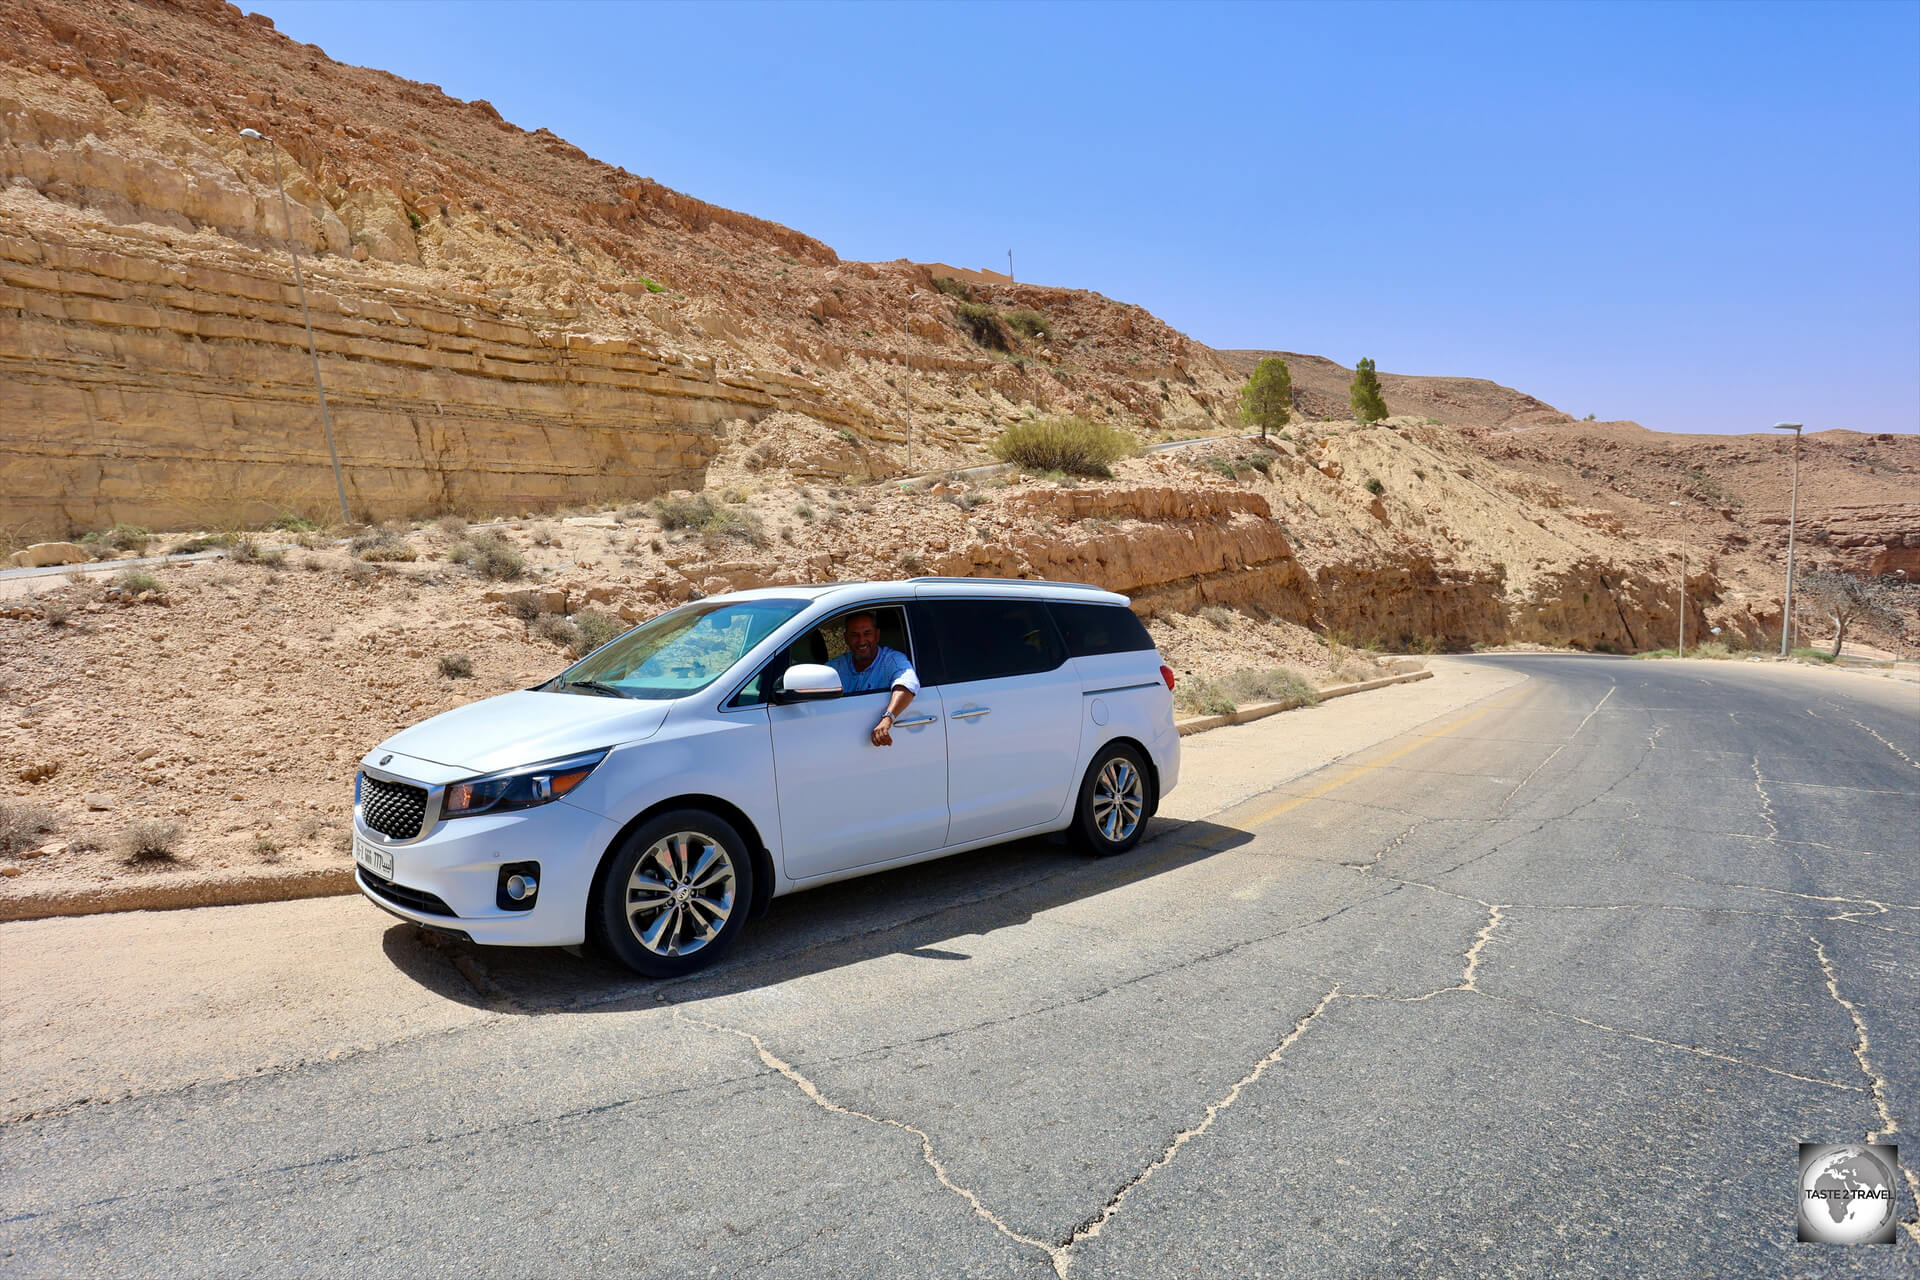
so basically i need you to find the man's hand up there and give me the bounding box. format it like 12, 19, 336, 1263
871, 713, 894, 747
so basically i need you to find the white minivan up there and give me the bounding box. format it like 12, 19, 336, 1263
352, 578, 1180, 976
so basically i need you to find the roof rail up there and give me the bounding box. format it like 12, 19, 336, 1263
908, 576, 1109, 591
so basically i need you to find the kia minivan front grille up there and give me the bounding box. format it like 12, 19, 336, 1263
360, 775, 429, 840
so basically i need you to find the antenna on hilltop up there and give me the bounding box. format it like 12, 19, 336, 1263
1008, 249, 1013, 282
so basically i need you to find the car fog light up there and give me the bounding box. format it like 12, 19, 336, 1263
497, 861, 541, 912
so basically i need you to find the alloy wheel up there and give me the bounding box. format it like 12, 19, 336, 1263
1091, 757, 1145, 843
625, 830, 736, 957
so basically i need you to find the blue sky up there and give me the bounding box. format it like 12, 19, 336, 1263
247, 0, 1918, 435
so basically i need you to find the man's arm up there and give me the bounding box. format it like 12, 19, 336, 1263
871, 684, 915, 747
871, 652, 921, 747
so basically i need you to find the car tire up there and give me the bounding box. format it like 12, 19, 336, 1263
590, 808, 756, 978
1069, 742, 1153, 857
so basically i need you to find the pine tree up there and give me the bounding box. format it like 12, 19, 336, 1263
1350, 357, 1388, 423
1238, 357, 1293, 438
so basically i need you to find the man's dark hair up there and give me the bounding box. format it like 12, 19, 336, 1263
841, 611, 877, 631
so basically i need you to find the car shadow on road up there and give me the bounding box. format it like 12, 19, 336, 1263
377, 814, 1254, 1014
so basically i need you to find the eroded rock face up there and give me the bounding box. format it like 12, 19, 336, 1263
0, 223, 868, 532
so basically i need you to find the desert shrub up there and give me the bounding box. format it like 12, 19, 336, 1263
1199, 605, 1235, 631
991, 416, 1136, 478
570, 609, 624, 657
1218, 667, 1320, 707
79, 523, 153, 557
0, 801, 60, 855
700, 508, 767, 547
1174, 678, 1237, 717
793, 503, 815, 522
941, 491, 985, 512
230, 537, 287, 567
43, 600, 72, 627
352, 527, 416, 563
252, 833, 282, 863
342, 559, 376, 585
465, 531, 524, 580
1692, 641, 1733, 659
652, 493, 716, 530
114, 570, 162, 594
271, 515, 319, 533
898, 551, 925, 575
436, 515, 468, 537
1364, 477, 1386, 496
529, 525, 556, 547
533, 613, 580, 649
505, 592, 544, 622
300, 554, 325, 572
446, 541, 474, 564
1791, 647, 1837, 664
119, 817, 182, 863
1004, 309, 1049, 339
438, 653, 476, 679
1247, 454, 1273, 477
955, 302, 1010, 350
166, 534, 231, 554
931, 275, 972, 299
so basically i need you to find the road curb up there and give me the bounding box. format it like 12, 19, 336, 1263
1176, 669, 1434, 737
0, 866, 355, 923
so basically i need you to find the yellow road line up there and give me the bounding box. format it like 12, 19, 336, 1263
1236, 686, 1536, 831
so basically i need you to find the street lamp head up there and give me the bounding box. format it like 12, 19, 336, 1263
1771, 421, 1803, 431
238, 128, 266, 141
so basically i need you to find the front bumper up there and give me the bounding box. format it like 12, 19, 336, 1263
352, 797, 620, 947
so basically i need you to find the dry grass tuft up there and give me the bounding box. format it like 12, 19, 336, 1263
119, 817, 183, 863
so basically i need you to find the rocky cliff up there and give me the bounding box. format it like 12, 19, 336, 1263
0, 0, 1239, 537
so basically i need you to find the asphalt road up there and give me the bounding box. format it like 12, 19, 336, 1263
4, 657, 1917, 1277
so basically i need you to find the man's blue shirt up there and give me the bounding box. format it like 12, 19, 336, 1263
827, 646, 920, 696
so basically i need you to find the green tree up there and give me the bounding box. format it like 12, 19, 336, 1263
1350, 357, 1388, 423
1238, 357, 1293, 438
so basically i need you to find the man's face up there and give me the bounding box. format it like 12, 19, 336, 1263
844, 615, 879, 666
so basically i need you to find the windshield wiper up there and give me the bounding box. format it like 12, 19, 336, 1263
560, 679, 629, 699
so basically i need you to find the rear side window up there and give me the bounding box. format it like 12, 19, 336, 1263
920, 599, 1064, 684
1049, 602, 1154, 657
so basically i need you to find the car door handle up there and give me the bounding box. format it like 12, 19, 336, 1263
892, 715, 939, 728
951, 707, 991, 720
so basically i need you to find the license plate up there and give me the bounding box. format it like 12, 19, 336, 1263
353, 835, 394, 880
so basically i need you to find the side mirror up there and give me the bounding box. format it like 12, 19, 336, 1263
774, 663, 842, 703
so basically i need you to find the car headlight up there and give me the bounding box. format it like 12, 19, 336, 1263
443, 749, 610, 820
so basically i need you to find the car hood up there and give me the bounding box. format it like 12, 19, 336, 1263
377, 690, 672, 775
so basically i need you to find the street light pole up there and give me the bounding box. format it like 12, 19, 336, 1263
903, 290, 922, 473
1771, 422, 1804, 656
1667, 499, 1685, 655
240, 127, 351, 527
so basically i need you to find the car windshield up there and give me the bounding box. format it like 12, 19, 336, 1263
547, 598, 810, 700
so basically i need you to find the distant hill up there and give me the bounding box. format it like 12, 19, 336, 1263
1216, 350, 1576, 431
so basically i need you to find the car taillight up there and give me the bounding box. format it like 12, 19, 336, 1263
1160, 664, 1176, 691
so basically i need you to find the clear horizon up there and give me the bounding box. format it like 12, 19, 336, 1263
245, 0, 1919, 435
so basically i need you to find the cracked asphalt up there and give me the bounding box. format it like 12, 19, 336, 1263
3, 656, 1917, 1277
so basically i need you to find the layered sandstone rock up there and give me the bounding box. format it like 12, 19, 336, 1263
0, 219, 868, 532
